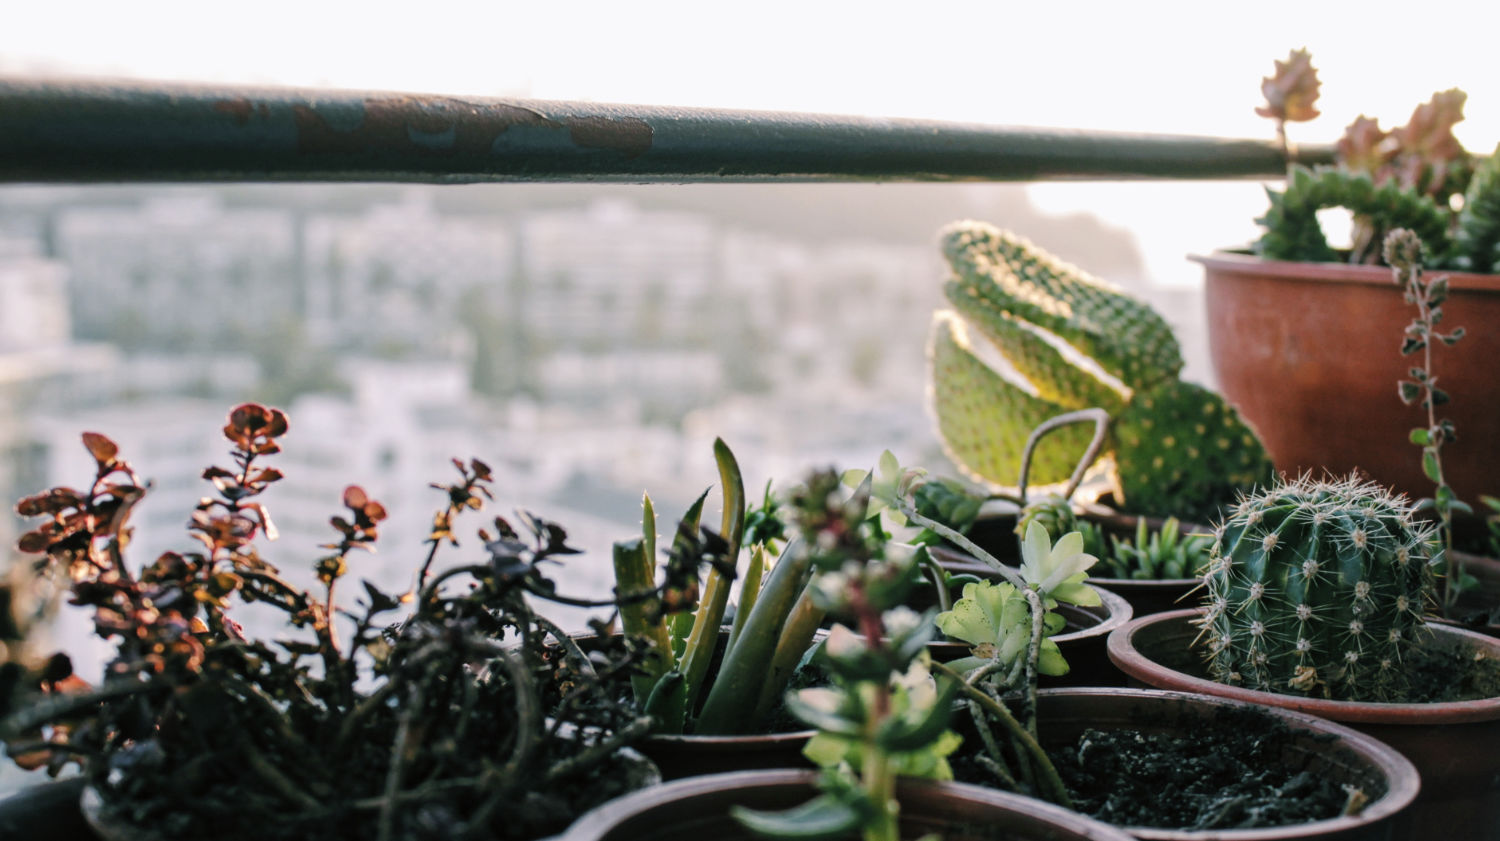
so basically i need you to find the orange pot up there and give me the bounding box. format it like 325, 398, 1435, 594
1195, 251, 1500, 502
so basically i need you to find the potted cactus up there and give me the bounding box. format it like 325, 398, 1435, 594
872, 472, 1420, 839
1108, 475, 1500, 840
1198, 48, 1500, 506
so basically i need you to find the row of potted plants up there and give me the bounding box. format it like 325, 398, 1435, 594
0, 408, 1442, 841
1, 48, 1498, 841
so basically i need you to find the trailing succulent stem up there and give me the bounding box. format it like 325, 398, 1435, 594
929, 223, 1272, 524
1387, 229, 1473, 616
733, 467, 959, 841
1199, 475, 1435, 702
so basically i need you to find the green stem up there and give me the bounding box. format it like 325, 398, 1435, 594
931, 661, 1072, 808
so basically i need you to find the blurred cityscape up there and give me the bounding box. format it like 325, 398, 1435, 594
0, 182, 1204, 645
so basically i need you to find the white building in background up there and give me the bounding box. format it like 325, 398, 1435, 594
302, 192, 513, 355
520, 199, 719, 349
0, 235, 122, 559
53, 194, 299, 347
0, 235, 69, 352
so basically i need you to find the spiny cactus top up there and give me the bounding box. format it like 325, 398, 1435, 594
1199, 476, 1435, 702
928, 222, 1272, 524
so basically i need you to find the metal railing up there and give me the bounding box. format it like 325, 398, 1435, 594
0, 78, 1333, 184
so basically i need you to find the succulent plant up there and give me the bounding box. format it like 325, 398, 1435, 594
1198, 475, 1436, 702
1015, 494, 1077, 543
928, 222, 1273, 524
1253, 50, 1500, 272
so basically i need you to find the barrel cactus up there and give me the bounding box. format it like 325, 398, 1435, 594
1199, 476, 1435, 702
928, 222, 1272, 524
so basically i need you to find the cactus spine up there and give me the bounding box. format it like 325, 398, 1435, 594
1200, 476, 1435, 702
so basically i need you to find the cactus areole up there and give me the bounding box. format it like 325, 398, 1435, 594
1199, 476, 1435, 702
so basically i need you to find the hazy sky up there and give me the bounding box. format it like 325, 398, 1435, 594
5, 0, 1499, 148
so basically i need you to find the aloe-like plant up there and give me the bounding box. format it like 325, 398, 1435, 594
610, 440, 838, 736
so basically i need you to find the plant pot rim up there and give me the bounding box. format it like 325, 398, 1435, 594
1034, 686, 1420, 840
1109, 609, 1500, 724
556, 768, 1135, 841
1191, 250, 1500, 292
938, 548, 1197, 596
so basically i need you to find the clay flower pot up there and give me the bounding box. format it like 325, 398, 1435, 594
1108, 610, 1500, 840
1029, 688, 1418, 841
1195, 251, 1500, 503
553, 768, 1135, 841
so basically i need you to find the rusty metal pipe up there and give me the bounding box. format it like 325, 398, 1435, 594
0, 78, 1333, 185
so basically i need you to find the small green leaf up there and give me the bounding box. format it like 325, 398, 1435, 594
1423, 451, 1442, 482
1398, 381, 1422, 405
1409, 428, 1431, 446
731, 794, 864, 841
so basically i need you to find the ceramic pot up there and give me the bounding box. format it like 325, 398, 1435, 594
1108, 610, 1500, 840
1027, 688, 1418, 841
563, 630, 816, 780
553, 768, 1135, 841
1195, 251, 1500, 503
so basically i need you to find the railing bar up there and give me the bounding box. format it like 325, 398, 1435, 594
0, 78, 1334, 185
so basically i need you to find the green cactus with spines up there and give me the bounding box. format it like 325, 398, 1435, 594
928, 311, 1097, 487
1112, 380, 1272, 523
929, 222, 1272, 524
1256, 165, 1453, 266
1455, 144, 1500, 273
1200, 476, 1436, 703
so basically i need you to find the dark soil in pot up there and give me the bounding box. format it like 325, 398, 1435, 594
1110, 611, 1500, 840
952, 688, 1418, 841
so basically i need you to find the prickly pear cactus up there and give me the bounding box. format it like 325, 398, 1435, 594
1113, 380, 1273, 523
928, 222, 1272, 523
1199, 476, 1435, 702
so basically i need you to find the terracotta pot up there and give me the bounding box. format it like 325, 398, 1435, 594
1108, 610, 1500, 840
563, 630, 816, 780
922, 577, 1133, 687
1028, 688, 1419, 841
1196, 251, 1500, 503
553, 768, 1136, 841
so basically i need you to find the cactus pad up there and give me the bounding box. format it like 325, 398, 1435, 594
927, 312, 1095, 488
1113, 381, 1275, 525
1199, 476, 1435, 702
